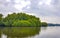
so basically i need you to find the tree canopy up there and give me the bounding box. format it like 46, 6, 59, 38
41, 22, 48, 27
0, 14, 5, 27
0, 14, 3, 21
0, 12, 47, 27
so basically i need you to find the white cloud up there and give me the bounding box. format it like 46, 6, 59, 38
39, 2, 43, 5
6, 0, 11, 2
39, 0, 52, 6
14, 0, 21, 3
40, 16, 60, 24
14, 0, 30, 11
45, 0, 52, 5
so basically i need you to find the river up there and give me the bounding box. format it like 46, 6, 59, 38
0, 26, 60, 38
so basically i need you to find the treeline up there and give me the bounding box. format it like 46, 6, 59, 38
0, 12, 47, 27
48, 23, 60, 26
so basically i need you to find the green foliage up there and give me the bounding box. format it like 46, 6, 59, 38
0, 14, 3, 17
0, 14, 5, 26
3, 13, 42, 27
12, 20, 32, 27
0, 14, 3, 21
0, 12, 47, 27
41, 22, 48, 27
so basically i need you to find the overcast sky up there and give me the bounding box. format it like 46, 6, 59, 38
0, 0, 60, 24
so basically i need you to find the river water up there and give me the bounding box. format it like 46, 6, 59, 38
0, 26, 60, 38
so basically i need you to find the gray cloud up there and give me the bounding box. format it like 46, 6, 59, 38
23, 0, 60, 16
23, 0, 60, 23
0, 0, 60, 24
0, 0, 19, 15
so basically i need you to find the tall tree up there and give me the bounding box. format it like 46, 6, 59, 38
0, 14, 4, 27
0, 14, 3, 21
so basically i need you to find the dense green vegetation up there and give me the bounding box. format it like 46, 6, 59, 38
41, 22, 48, 27
0, 12, 47, 27
0, 14, 5, 27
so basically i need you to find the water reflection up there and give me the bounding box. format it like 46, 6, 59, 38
1, 26, 60, 38
0, 29, 1, 37
39, 26, 60, 38
1, 27, 41, 38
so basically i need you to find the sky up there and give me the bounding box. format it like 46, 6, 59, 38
0, 0, 60, 24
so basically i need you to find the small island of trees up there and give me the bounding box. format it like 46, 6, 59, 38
0, 12, 48, 27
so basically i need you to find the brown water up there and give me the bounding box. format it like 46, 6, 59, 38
0, 26, 60, 38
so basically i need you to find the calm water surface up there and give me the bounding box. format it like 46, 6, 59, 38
0, 26, 60, 38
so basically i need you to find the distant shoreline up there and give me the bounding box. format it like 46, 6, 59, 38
48, 23, 60, 26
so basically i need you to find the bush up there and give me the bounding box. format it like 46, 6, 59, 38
41, 22, 48, 27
